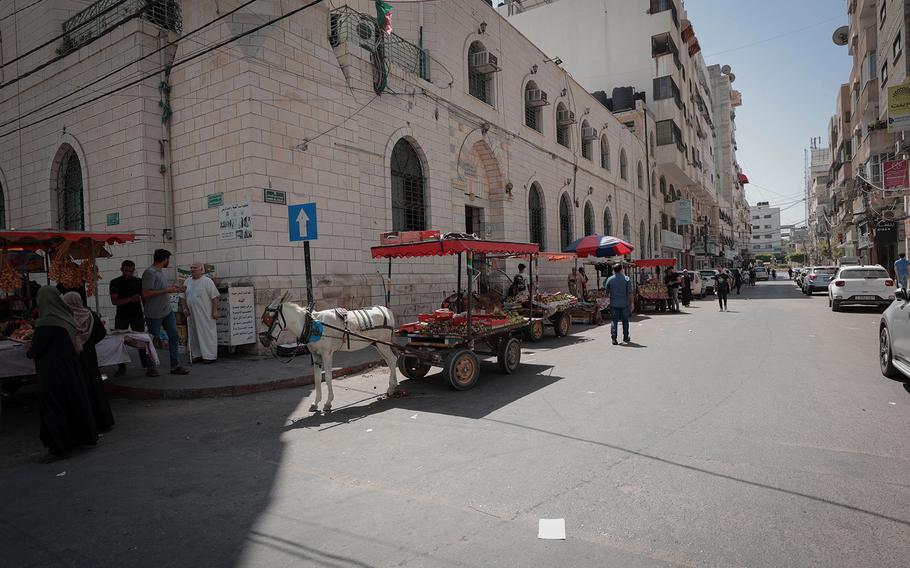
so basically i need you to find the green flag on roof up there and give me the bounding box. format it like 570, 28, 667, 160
376, 1, 393, 35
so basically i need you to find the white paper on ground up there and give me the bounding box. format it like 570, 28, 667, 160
538, 518, 566, 539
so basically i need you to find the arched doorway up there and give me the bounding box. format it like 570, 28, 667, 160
390, 138, 427, 231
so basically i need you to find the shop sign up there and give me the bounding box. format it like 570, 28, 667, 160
875, 220, 897, 240
219, 201, 252, 240
263, 189, 287, 205
676, 199, 693, 225
106, 212, 119, 226
884, 160, 909, 189
207, 193, 224, 208
661, 229, 684, 250
888, 81, 910, 131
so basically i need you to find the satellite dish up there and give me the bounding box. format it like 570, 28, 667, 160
832, 25, 849, 46
721, 65, 731, 75
727, 72, 736, 83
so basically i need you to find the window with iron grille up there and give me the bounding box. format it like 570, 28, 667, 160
661, 213, 668, 230
56, 147, 84, 230
581, 138, 592, 160
525, 104, 541, 132
619, 149, 628, 180
636, 161, 643, 189
600, 137, 610, 170
622, 215, 631, 242
559, 194, 573, 250
391, 139, 426, 231
468, 42, 493, 105
603, 207, 613, 235
528, 183, 545, 249
639, 221, 646, 259
584, 202, 594, 235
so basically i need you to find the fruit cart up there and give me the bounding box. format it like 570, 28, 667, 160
570, 288, 609, 325
371, 237, 539, 390
501, 252, 579, 341
631, 258, 677, 312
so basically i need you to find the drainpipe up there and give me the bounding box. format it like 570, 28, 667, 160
159, 32, 177, 254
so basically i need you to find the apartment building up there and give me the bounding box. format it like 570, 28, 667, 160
806, 145, 833, 262
0, 0, 657, 321
750, 202, 782, 257
502, 0, 726, 268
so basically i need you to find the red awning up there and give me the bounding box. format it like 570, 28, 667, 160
633, 258, 677, 268
371, 239, 540, 259
0, 230, 136, 249
737, 173, 750, 185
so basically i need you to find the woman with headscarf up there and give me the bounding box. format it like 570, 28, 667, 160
63, 291, 114, 432
27, 286, 98, 459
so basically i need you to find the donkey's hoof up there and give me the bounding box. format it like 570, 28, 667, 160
308, 404, 318, 412
323, 404, 332, 413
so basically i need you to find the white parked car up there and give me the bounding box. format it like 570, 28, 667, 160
699, 270, 717, 294
753, 267, 769, 281
879, 288, 910, 379
828, 265, 895, 311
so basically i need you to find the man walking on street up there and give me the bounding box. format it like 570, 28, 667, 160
714, 268, 732, 311
733, 268, 743, 295
605, 263, 632, 345
895, 253, 909, 290
109, 260, 148, 377
142, 249, 189, 376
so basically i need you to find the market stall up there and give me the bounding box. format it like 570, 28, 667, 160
631, 258, 677, 312
371, 236, 538, 390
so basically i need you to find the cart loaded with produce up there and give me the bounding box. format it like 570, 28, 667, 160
570, 289, 609, 325
631, 258, 677, 312
371, 235, 539, 391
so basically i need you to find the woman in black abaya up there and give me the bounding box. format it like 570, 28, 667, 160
27, 286, 98, 458
64, 291, 114, 432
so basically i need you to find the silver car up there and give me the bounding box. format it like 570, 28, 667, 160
879, 289, 910, 380
802, 266, 836, 294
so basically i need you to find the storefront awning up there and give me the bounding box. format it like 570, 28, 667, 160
371, 239, 540, 258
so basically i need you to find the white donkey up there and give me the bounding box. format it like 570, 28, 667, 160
259, 295, 399, 412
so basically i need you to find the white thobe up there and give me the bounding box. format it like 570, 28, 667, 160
184, 276, 220, 361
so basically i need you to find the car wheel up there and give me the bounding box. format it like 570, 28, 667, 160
880, 326, 901, 379
831, 299, 841, 312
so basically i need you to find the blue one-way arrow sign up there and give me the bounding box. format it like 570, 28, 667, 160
288, 203, 318, 241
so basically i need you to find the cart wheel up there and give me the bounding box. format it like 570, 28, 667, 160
444, 349, 480, 390
526, 320, 544, 342
592, 309, 604, 326
497, 337, 522, 374
397, 355, 431, 380
553, 312, 571, 337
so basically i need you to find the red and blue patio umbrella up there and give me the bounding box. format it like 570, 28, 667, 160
562, 234, 635, 258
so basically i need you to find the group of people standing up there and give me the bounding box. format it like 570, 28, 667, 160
27, 248, 221, 460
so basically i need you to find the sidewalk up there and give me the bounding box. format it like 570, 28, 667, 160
104, 347, 383, 400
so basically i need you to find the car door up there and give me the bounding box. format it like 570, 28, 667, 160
891, 290, 910, 363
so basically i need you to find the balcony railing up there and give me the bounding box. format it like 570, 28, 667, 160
330, 6, 430, 82
59, 0, 181, 55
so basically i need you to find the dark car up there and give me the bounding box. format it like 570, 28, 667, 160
802, 266, 836, 295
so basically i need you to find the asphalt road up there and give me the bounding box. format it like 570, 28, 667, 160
1, 280, 909, 567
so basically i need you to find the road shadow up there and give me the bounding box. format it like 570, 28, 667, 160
524, 334, 594, 351
286, 362, 562, 427
617, 341, 647, 348
905, 383, 910, 395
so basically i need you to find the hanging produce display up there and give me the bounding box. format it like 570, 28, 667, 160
0, 255, 21, 293
46, 241, 101, 295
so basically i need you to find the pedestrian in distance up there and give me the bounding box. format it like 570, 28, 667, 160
605, 263, 632, 345
714, 268, 732, 311
567, 267, 579, 297
895, 253, 910, 290
27, 286, 99, 460
577, 266, 589, 299
63, 292, 114, 433
788, 267, 793, 280
109, 259, 148, 377
771, 268, 777, 280
733, 268, 743, 295
749, 267, 756, 286
664, 268, 680, 312
680, 269, 692, 307
142, 249, 190, 376
181, 262, 221, 364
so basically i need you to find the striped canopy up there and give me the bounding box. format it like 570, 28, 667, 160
562, 234, 635, 258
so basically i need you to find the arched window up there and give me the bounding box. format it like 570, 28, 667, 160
0, 180, 5, 230
670, 217, 677, 233
600, 135, 610, 170
669, 184, 676, 201
56, 145, 84, 230
391, 139, 426, 231
661, 213, 668, 230
622, 214, 631, 242
556, 102, 572, 148
528, 182, 545, 249
619, 149, 628, 180
559, 193, 573, 250
636, 161, 643, 190
659, 176, 667, 197
583, 201, 594, 235
468, 41, 494, 105
524, 81, 543, 132
654, 225, 660, 254
580, 120, 594, 160
651, 170, 656, 196
639, 221, 646, 259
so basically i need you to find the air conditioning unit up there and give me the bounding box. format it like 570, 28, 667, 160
557, 109, 576, 126
526, 89, 549, 107
581, 126, 598, 140
471, 51, 499, 74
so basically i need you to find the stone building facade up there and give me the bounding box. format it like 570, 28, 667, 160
0, 0, 656, 322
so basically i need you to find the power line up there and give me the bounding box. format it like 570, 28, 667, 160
0, 0, 44, 24
703, 14, 844, 58
0, 0, 262, 132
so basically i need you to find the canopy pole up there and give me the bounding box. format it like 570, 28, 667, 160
466, 251, 473, 345
456, 252, 462, 312
90, 243, 100, 312
385, 257, 391, 308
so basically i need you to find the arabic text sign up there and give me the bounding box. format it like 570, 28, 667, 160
219, 201, 252, 240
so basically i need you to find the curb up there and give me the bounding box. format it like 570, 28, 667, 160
104, 360, 383, 400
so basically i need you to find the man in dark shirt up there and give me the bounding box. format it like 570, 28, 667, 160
110, 260, 147, 376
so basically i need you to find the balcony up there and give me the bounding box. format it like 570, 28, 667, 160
59, 0, 181, 55
330, 6, 430, 82
652, 33, 682, 72
650, 0, 680, 28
